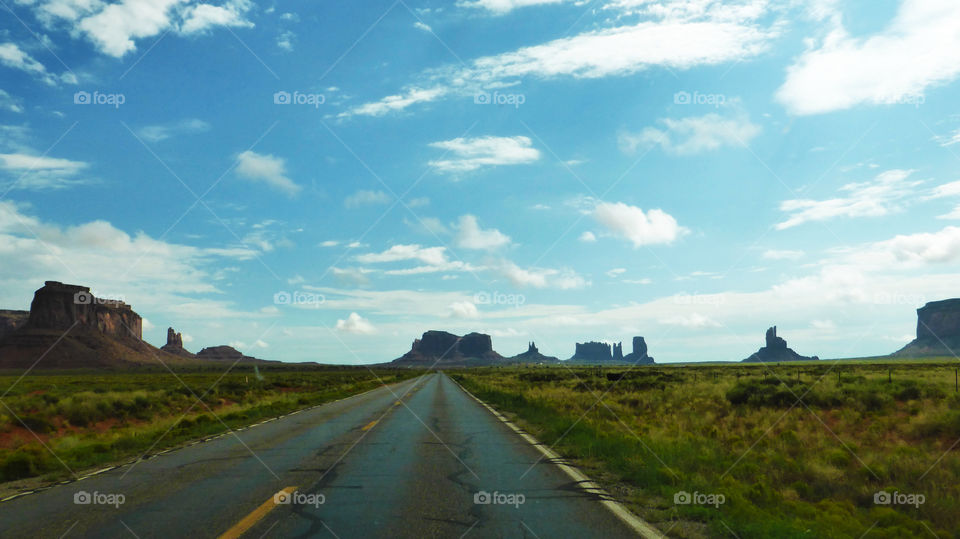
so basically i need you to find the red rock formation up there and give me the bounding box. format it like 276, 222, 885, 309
26, 281, 141, 339
393, 330, 504, 366
160, 327, 195, 358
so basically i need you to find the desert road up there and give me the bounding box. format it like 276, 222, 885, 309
0, 373, 648, 538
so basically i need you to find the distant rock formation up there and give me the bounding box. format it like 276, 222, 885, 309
623, 336, 655, 364
160, 327, 194, 358
570, 336, 655, 364
570, 341, 612, 362
0, 281, 175, 369
508, 341, 559, 364
0, 310, 28, 341
26, 281, 141, 339
742, 326, 818, 362
893, 299, 960, 357
196, 345, 266, 363
392, 330, 504, 366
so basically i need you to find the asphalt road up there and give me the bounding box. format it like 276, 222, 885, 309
0, 372, 645, 538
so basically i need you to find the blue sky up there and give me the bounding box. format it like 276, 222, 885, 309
2, 0, 960, 363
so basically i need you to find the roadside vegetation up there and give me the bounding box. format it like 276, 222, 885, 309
453, 360, 960, 538
0, 367, 423, 485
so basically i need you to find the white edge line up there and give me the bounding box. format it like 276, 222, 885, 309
450, 377, 666, 539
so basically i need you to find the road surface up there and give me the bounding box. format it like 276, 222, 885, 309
0, 372, 646, 538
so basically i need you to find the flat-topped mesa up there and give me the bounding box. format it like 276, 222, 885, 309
393, 330, 504, 366
26, 281, 141, 340
743, 326, 817, 363
570, 341, 612, 362
893, 298, 960, 357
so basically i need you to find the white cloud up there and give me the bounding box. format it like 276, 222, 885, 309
579, 231, 596, 243
235, 150, 301, 196
428, 136, 540, 173
345, 189, 391, 208
0, 152, 91, 190
762, 249, 804, 260
776, 169, 920, 229
606, 268, 626, 278
620, 113, 760, 155
343, 8, 775, 117
935, 129, 960, 147
0, 200, 265, 328
356, 244, 449, 266
853, 226, 960, 267
928, 179, 960, 199
448, 301, 480, 318
413, 21, 432, 32
331, 266, 372, 286
458, 0, 566, 14
28, 0, 254, 57
277, 30, 295, 51
343, 87, 448, 118
0, 90, 22, 113
777, 0, 960, 115
593, 201, 688, 247
0, 42, 70, 86
138, 118, 210, 142
319, 240, 339, 247
455, 214, 511, 250
78, 0, 183, 57
180, 0, 254, 35
335, 312, 376, 334
498, 260, 589, 289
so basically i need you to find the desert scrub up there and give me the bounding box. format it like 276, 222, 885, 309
0, 367, 424, 483
454, 361, 960, 538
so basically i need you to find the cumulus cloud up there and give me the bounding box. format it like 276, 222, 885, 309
777, 0, 960, 114
498, 260, 589, 289
448, 301, 480, 318
335, 312, 376, 334
454, 215, 511, 250
592, 201, 688, 247
355, 244, 474, 275
24, 0, 254, 58
619, 113, 760, 155
579, 231, 596, 243
235, 150, 301, 196
776, 169, 920, 230
428, 136, 540, 173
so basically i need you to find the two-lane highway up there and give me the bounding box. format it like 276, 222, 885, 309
0, 373, 648, 538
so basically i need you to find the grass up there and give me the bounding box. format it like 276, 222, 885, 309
453, 360, 960, 538
0, 366, 424, 485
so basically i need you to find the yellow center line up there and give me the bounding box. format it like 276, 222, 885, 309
361, 420, 378, 431
218, 486, 297, 539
